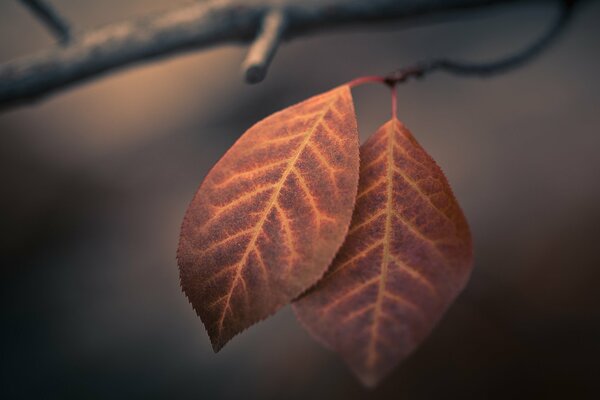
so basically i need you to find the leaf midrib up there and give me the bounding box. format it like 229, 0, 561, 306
366, 120, 395, 368
215, 91, 340, 335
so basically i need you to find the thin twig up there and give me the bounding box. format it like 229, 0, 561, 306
242, 8, 287, 84
382, 0, 576, 85
19, 0, 71, 44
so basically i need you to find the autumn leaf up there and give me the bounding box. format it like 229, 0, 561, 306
294, 118, 473, 387
178, 85, 360, 351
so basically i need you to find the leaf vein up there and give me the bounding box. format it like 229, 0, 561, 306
213, 92, 339, 334
347, 210, 386, 236
392, 165, 452, 224
212, 160, 287, 188
321, 277, 379, 315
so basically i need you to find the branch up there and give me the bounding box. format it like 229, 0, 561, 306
347, 0, 576, 90
380, 0, 576, 84
19, 0, 71, 44
1, 0, 553, 110
242, 8, 287, 84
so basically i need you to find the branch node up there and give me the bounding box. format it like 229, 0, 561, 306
20, 0, 71, 45
242, 8, 287, 84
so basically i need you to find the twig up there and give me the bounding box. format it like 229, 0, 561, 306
19, 0, 71, 44
242, 8, 287, 84
0, 0, 556, 110
381, 0, 576, 85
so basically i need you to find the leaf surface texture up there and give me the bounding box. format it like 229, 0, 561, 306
294, 118, 473, 387
178, 86, 360, 351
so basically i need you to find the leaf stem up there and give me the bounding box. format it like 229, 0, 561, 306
347, 75, 385, 88
390, 84, 398, 120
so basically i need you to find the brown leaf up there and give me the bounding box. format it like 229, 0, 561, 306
294, 118, 473, 387
178, 85, 360, 351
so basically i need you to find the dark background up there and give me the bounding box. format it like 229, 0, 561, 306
1, 1, 599, 399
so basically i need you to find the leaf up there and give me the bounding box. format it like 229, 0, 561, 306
293, 118, 473, 387
178, 85, 360, 351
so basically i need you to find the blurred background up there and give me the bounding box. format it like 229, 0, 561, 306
1, 1, 599, 399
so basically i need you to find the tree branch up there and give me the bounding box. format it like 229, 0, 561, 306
242, 8, 287, 84
0, 0, 553, 110
380, 0, 576, 84
19, 0, 71, 44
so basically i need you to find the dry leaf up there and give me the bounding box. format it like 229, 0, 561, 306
294, 118, 473, 387
178, 85, 360, 351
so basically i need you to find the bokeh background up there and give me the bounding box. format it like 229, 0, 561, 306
2, 1, 599, 399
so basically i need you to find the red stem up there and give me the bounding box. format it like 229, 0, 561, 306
346, 75, 385, 88
390, 84, 397, 120
347, 75, 399, 120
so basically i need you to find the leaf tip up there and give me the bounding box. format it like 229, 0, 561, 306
208, 327, 236, 353
210, 339, 225, 353
355, 370, 383, 389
